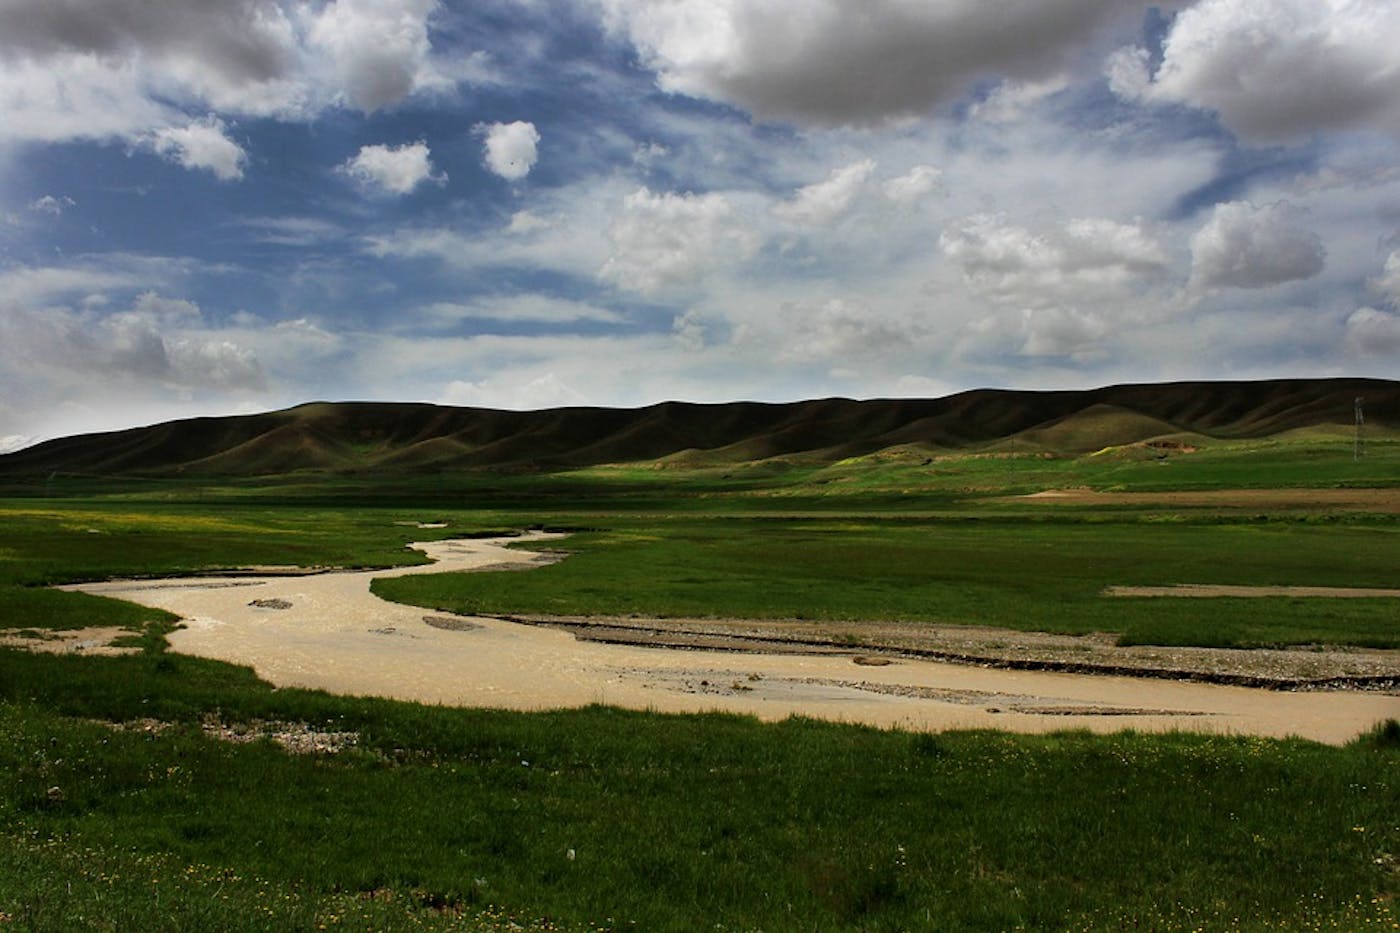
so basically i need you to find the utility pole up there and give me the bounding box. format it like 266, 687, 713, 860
1354, 396, 1365, 461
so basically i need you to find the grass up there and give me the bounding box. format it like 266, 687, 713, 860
376, 516, 1400, 648
2, 650, 1398, 931
2, 438, 1399, 928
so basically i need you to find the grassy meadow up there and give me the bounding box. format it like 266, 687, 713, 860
2, 434, 1399, 929
376, 517, 1400, 649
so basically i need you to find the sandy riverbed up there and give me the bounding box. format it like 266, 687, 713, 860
62, 534, 1399, 745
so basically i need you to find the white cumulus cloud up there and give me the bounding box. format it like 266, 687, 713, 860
441, 372, 587, 411
478, 120, 540, 181
773, 298, 919, 365
1373, 250, 1400, 306
600, 187, 760, 295
0, 0, 456, 153
0, 54, 172, 143
882, 165, 942, 205
774, 159, 877, 227
1111, 0, 1400, 143
340, 141, 445, 194
940, 214, 1168, 309
1345, 307, 1400, 356
28, 195, 75, 216
148, 116, 248, 181
1188, 201, 1325, 290
307, 0, 441, 112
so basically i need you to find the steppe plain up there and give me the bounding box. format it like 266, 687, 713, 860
1, 383, 1398, 930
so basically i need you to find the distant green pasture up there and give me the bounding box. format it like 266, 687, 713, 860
7, 435, 1396, 512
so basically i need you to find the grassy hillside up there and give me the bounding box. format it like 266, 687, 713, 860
2, 378, 1396, 479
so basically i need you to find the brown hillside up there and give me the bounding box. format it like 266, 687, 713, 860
1, 378, 1395, 478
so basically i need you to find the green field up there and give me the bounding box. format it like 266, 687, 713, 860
376, 517, 1400, 649
2, 437, 1398, 929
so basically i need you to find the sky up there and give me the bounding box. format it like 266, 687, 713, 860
2, 0, 1400, 450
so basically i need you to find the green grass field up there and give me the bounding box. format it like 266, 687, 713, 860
2, 437, 1398, 929
3, 650, 1398, 931
376, 516, 1400, 648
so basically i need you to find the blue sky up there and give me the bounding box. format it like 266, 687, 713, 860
2, 0, 1399, 448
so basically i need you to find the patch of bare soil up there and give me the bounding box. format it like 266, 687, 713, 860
110, 716, 358, 754
790, 678, 1211, 717
499, 614, 1400, 691
422, 615, 483, 632
0, 626, 138, 656
1015, 487, 1400, 512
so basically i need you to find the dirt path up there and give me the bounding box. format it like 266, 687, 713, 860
63, 535, 1400, 745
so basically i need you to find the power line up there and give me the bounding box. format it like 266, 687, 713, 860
1354, 396, 1365, 461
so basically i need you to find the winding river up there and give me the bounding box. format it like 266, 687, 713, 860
65, 534, 1400, 745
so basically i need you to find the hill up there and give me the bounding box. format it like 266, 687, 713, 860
1, 378, 1395, 478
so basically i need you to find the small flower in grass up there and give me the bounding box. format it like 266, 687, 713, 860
566, 848, 576, 861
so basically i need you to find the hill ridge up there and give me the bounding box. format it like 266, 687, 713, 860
1, 378, 1395, 478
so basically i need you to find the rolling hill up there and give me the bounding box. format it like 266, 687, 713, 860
1, 378, 1395, 478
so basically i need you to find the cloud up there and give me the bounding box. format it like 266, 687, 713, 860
0, 0, 300, 101
341, 141, 445, 194
768, 160, 941, 244
0, 292, 265, 395
0, 264, 143, 308
0, 54, 172, 143
0, 434, 37, 455
1016, 307, 1108, 360
595, 0, 1137, 126
882, 165, 942, 205
0, 0, 453, 151
148, 116, 248, 180
969, 74, 1071, 123
478, 120, 540, 181
233, 215, 346, 247
1112, 0, 1400, 143
770, 298, 918, 365
130, 290, 201, 321
440, 372, 588, 411
940, 214, 1169, 308
773, 159, 876, 226
0, 0, 303, 134
307, 0, 441, 112
28, 195, 75, 216
1374, 250, 1400, 306
506, 210, 551, 235
423, 295, 624, 326
600, 187, 760, 294
1345, 307, 1400, 356
1188, 201, 1325, 290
